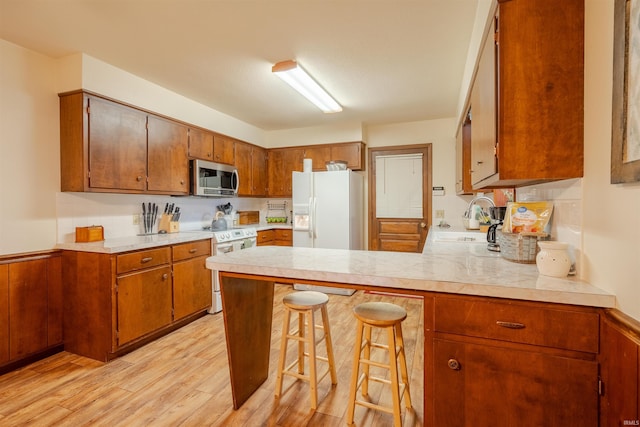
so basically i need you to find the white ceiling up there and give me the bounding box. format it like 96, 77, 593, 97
0, 0, 479, 131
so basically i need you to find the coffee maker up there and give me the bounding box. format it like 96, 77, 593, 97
487, 207, 507, 251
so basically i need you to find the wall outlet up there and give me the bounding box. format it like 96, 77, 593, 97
132, 214, 140, 225
436, 209, 445, 219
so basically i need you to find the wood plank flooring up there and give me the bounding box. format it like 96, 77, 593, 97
0, 284, 424, 426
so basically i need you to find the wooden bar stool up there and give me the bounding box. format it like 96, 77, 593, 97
275, 290, 337, 410
346, 301, 412, 426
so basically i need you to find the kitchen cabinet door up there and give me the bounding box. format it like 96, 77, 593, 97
236, 142, 268, 197
235, 141, 253, 196
251, 146, 268, 196
8, 259, 49, 360
0, 265, 8, 365
188, 127, 214, 160
303, 146, 331, 171
147, 115, 189, 195
433, 338, 598, 427
116, 266, 173, 346
87, 96, 148, 191
470, 17, 497, 187
469, 0, 584, 189
213, 134, 235, 165
331, 142, 365, 170
173, 256, 212, 321
268, 148, 303, 197
455, 111, 473, 194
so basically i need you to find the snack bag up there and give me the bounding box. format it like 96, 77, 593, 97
503, 201, 553, 234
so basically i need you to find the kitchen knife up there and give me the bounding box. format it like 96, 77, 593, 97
164, 202, 169, 214
142, 203, 147, 233
153, 204, 158, 230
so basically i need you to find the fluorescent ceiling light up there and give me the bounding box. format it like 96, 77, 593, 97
272, 60, 342, 113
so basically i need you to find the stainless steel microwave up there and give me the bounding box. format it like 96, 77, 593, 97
191, 159, 239, 197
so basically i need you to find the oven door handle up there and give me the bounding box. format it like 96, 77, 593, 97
217, 244, 234, 254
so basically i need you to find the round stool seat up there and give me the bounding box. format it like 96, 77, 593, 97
353, 302, 407, 327
283, 290, 329, 310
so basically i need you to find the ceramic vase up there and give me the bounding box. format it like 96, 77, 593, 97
536, 241, 572, 278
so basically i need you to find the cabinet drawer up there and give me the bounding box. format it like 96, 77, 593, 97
434, 296, 599, 353
275, 229, 292, 240
117, 247, 171, 274
172, 239, 211, 262
257, 230, 274, 245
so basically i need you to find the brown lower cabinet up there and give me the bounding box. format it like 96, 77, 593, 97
257, 229, 292, 246
63, 239, 211, 361
428, 294, 600, 426
0, 252, 63, 371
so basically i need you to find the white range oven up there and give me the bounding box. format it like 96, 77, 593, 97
208, 227, 257, 313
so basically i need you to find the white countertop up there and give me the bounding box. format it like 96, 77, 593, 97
205, 229, 615, 308
56, 231, 215, 254
55, 223, 293, 254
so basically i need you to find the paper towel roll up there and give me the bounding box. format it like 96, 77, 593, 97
303, 158, 313, 172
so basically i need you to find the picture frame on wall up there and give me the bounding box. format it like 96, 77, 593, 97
611, 0, 640, 184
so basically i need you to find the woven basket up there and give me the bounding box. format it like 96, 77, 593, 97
497, 230, 548, 264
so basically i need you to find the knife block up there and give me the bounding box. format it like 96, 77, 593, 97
158, 214, 172, 234
169, 221, 180, 233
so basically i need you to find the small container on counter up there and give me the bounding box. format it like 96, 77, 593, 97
536, 241, 572, 278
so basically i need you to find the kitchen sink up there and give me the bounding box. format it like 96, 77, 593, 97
431, 230, 487, 244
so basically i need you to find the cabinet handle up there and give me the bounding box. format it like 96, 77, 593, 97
162, 273, 168, 280
476, 161, 484, 165
136, 176, 143, 181
141, 257, 153, 263
448, 358, 461, 371
180, 180, 185, 185
189, 248, 198, 253
496, 320, 525, 329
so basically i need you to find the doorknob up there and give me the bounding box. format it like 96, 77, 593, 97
420, 222, 427, 228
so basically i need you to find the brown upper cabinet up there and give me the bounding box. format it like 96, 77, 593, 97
268, 142, 365, 197
59, 91, 189, 195
235, 141, 268, 197
303, 141, 365, 171
147, 116, 189, 194
268, 147, 304, 197
213, 134, 235, 165
468, 0, 584, 189
455, 110, 473, 195
188, 127, 214, 161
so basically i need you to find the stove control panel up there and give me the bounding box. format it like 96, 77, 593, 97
212, 227, 257, 243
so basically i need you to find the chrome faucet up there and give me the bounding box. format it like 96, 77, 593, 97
464, 196, 495, 220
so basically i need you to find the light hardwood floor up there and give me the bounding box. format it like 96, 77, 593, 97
0, 284, 424, 426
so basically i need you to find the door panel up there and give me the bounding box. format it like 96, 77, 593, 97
9, 260, 48, 359
147, 115, 189, 194
369, 145, 432, 253
88, 97, 147, 191
116, 266, 172, 346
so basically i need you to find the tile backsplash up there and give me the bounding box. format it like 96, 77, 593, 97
516, 178, 583, 276
56, 192, 285, 243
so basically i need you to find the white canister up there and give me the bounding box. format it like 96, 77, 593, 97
303, 158, 313, 173
536, 241, 572, 278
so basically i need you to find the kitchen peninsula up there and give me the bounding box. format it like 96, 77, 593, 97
206, 234, 614, 425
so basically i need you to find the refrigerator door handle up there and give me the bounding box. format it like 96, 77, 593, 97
308, 197, 314, 238
312, 197, 318, 239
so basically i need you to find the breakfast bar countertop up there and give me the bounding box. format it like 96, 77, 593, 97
205, 232, 615, 308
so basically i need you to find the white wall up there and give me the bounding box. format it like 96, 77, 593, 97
366, 118, 471, 226
264, 122, 364, 148
0, 39, 60, 254
581, 0, 640, 320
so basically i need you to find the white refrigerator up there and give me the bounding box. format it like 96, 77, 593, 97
292, 170, 363, 295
